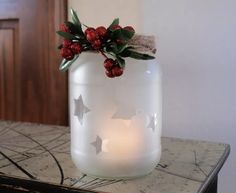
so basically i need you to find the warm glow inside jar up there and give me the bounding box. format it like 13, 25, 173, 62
69, 52, 162, 179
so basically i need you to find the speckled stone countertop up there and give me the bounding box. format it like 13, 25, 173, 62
0, 121, 230, 193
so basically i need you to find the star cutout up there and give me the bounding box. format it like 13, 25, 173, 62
147, 114, 157, 132
112, 103, 136, 120
91, 136, 103, 154
74, 95, 90, 125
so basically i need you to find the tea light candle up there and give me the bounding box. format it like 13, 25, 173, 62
100, 120, 143, 157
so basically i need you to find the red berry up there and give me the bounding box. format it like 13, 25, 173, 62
104, 58, 115, 70
111, 25, 122, 31
84, 27, 95, 35
70, 43, 82, 54
63, 39, 72, 48
86, 31, 99, 42
60, 23, 70, 32
60, 47, 74, 60
92, 39, 102, 49
112, 66, 123, 77
123, 26, 135, 33
105, 70, 115, 78
96, 26, 107, 37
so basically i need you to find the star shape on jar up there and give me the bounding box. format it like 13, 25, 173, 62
74, 95, 90, 125
147, 114, 158, 132
91, 136, 109, 154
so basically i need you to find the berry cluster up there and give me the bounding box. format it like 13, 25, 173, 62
57, 9, 155, 79
59, 24, 82, 60
59, 23, 132, 78
85, 27, 107, 50
104, 58, 123, 78
60, 39, 82, 60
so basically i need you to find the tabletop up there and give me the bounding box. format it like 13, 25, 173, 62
0, 121, 230, 193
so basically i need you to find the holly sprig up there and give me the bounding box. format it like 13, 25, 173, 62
56, 9, 155, 78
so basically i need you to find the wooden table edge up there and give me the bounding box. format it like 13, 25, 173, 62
197, 144, 230, 193
0, 174, 104, 193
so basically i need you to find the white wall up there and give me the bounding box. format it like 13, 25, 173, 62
69, 0, 236, 192
141, 1, 236, 192
68, 0, 142, 31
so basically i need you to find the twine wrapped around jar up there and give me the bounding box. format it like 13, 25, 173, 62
128, 35, 157, 54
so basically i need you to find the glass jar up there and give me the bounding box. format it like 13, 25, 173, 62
69, 52, 162, 179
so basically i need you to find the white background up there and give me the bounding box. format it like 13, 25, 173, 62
69, 0, 236, 192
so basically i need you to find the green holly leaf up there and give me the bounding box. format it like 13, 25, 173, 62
108, 43, 129, 54
65, 21, 84, 37
117, 44, 133, 54
70, 9, 83, 35
122, 28, 135, 39
118, 47, 131, 57
110, 43, 118, 54
71, 9, 80, 26
108, 18, 119, 30
111, 29, 134, 41
119, 49, 155, 60
59, 55, 79, 71
110, 29, 122, 39
128, 50, 155, 60
103, 46, 112, 53
56, 31, 77, 40
116, 55, 125, 68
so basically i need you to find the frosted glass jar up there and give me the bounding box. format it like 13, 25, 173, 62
69, 52, 162, 179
